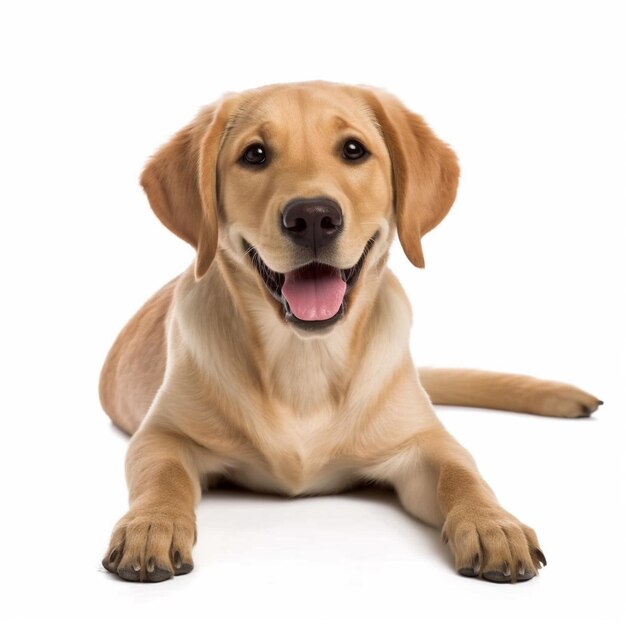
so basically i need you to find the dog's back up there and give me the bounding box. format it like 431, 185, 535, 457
99, 277, 176, 435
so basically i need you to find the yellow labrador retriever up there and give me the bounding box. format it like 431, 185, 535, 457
100, 81, 601, 583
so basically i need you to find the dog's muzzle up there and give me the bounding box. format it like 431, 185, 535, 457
244, 234, 377, 332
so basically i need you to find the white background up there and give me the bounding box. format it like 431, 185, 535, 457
1, 1, 624, 624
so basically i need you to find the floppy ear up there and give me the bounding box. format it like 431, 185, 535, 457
140, 97, 236, 279
359, 89, 460, 267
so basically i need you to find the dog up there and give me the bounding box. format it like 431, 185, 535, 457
100, 81, 601, 583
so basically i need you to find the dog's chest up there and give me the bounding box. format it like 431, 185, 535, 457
228, 404, 358, 496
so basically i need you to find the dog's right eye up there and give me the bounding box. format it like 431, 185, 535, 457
241, 144, 267, 166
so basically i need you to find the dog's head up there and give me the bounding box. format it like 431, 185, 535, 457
141, 82, 459, 335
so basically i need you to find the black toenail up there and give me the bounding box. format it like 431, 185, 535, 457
458, 567, 478, 577
534, 548, 547, 567
148, 566, 173, 583
483, 570, 511, 583
176, 562, 194, 575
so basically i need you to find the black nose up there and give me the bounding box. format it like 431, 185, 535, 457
281, 197, 343, 251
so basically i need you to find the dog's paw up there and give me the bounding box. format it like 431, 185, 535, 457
442, 504, 546, 583
102, 508, 196, 583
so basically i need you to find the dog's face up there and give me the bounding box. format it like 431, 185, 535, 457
140, 82, 459, 335
217, 84, 393, 332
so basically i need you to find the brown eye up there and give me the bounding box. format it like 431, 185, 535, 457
342, 139, 368, 161
241, 143, 267, 166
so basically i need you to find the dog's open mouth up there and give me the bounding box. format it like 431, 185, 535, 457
244, 237, 376, 330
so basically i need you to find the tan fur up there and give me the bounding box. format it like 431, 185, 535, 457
99, 277, 176, 435
100, 82, 601, 583
418, 368, 601, 418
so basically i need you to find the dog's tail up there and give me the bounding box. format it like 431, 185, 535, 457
418, 368, 602, 418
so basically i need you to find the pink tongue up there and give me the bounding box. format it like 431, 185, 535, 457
281, 268, 347, 321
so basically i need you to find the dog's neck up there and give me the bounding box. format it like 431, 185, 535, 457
174, 251, 410, 414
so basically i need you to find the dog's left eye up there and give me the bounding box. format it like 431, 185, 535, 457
241, 144, 267, 166
342, 139, 368, 161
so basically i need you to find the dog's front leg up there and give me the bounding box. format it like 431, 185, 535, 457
102, 426, 201, 582
371, 427, 547, 583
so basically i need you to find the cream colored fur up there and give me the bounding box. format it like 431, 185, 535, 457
100, 82, 601, 584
